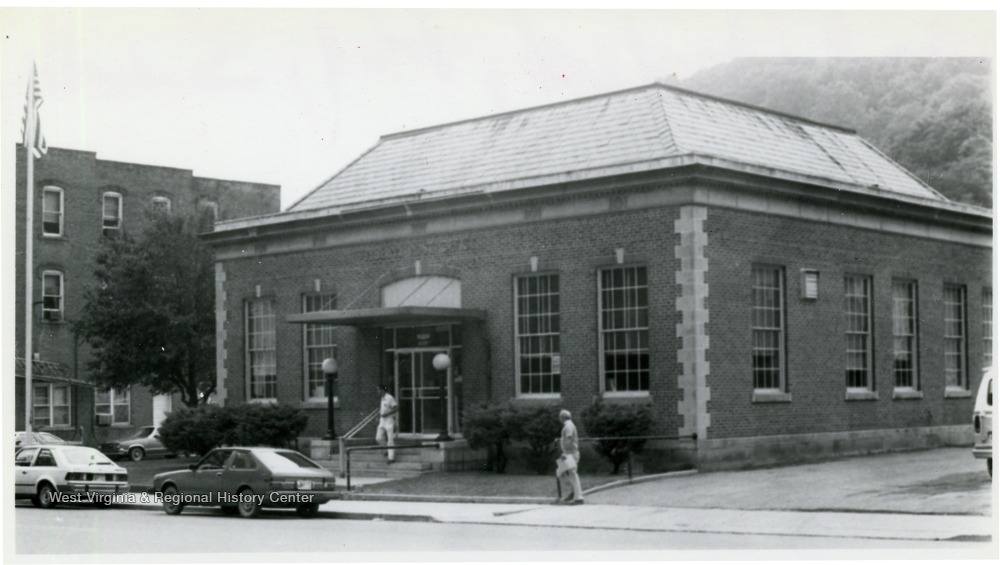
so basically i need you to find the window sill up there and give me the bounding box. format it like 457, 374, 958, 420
751, 390, 792, 404
41, 234, 65, 240
892, 388, 923, 400
247, 398, 277, 405
301, 398, 340, 409
601, 393, 652, 404
845, 390, 879, 401
944, 387, 972, 399
752, 390, 792, 403
512, 395, 561, 406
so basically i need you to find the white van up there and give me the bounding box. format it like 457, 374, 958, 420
972, 367, 993, 477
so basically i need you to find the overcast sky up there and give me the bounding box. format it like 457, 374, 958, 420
1, 8, 995, 210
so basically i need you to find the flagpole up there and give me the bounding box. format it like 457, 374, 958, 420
24, 67, 36, 439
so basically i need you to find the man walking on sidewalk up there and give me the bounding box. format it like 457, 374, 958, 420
376, 384, 398, 464
557, 409, 584, 505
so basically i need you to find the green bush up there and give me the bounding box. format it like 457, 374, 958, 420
461, 402, 515, 473
580, 400, 653, 474
510, 404, 564, 475
157, 404, 229, 456
158, 403, 308, 456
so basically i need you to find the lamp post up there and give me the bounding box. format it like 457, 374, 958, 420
322, 358, 338, 440
432, 352, 452, 442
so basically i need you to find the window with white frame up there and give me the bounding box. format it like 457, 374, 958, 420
102, 192, 122, 235
845, 275, 874, 390
247, 299, 277, 399
984, 288, 993, 369
42, 270, 63, 322
42, 186, 63, 236
892, 280, 919, 389
33, 384, 71, 428
95, 388, 130, 425
599, 266, 649, 394
944, 284, 968, 389
151, 196, 171, 213
752, 265, 785, 390
303, 293, 337, 400
515, 274, 561, 395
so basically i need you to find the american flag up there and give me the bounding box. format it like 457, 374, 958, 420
21, 64, 48, 159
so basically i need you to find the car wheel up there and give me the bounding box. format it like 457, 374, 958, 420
221, 505, 239, 515
129, 447, 145, 462
161, 485, 184, 515
37, 483, 57, 509
237, 488, 262, 519
296, 503, 320, 518
988, 458, 993, 478
29, 494, 42, 508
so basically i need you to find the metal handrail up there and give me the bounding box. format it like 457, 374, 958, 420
344, 443, 439, 491
343, 408, 380, 439
575, 433, 698, 482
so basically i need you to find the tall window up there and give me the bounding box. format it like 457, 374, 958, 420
515, 274, 561, 395
984, 288, 993, 368
599, 266, 649, 394
752, 265, 785, 390
944, 284, 968, 389
102, 192, 122, 235
303, 293, 337, 400
34, 384, 71, 428
151, 196, 171, 213
95, 388, 130, 425
42, 186, 63, 236
892, 280, 919, 389
42, 271, 63, 322
845, 275, 874, 390
247, 299, 276, 399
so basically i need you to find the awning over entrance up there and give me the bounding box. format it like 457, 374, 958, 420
285, 306, 487, 327
14, 357, 95, 388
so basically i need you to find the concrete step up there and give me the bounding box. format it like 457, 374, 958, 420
316, 457, 434, 479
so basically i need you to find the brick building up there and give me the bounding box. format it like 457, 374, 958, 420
14, 145, 280, 447
205, 83, 992, 470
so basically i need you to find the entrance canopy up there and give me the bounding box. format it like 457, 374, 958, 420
285, 306, 486, 327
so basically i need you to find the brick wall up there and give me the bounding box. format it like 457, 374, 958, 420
14, 145, 279, 440
706, 206, 991, 441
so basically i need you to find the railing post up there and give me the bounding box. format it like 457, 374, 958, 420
627, 447, 633, 482
338, 437, 346, 479
346, 448, 352, 492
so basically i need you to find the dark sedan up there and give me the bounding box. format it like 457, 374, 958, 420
152, 447, 337, 518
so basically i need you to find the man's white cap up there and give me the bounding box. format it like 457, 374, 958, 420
559, 409, 572, 419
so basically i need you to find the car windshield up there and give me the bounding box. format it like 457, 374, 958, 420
62, 447, 115, 466
254, 450, 322, 472
128, 427, 156, 439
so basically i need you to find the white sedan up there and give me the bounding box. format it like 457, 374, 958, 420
14, 445, 129, 508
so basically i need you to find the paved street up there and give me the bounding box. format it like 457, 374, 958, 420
13, 504, 988, 556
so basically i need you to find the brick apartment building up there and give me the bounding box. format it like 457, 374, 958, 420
204, 83, 992, 470
14, 145, 280, 447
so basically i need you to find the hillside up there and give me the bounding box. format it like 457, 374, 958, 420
672, 58, 993, 208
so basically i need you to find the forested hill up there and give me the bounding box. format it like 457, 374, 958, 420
670, 58, 993, 208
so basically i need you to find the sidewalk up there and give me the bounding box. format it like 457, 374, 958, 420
315, 499, 994, 542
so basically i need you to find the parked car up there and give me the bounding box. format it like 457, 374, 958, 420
14, 431, 70, 449
14, 445, 129, 508
100, 426, 175, 462
973, 367, 993, 477
152, 447, 337, 518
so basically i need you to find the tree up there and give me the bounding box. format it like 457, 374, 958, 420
77, 209, 217, 407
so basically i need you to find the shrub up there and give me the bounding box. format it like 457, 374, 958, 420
158, 403, 308, 456
461, 402, 515, 473
157, 404, 229, 456
510, 404, 564, 475
580, 400, 654, 474
224, 403, 309, 448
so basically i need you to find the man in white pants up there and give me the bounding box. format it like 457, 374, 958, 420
557, 409, 584, 505
376, 384, 398, 463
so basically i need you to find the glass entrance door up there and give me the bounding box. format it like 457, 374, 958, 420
396, 349, 449, 435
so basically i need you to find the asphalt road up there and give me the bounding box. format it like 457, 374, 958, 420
13, 503, 989, 557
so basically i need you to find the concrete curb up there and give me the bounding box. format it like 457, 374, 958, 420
341, 492, 552, 505
581, 469, 699, 497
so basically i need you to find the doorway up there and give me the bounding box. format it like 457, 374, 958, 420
395, 349, 451, 435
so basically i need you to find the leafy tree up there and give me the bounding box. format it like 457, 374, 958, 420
157, 404, 229, 456
77, 209, 217, 407
580, 400, 653, 475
